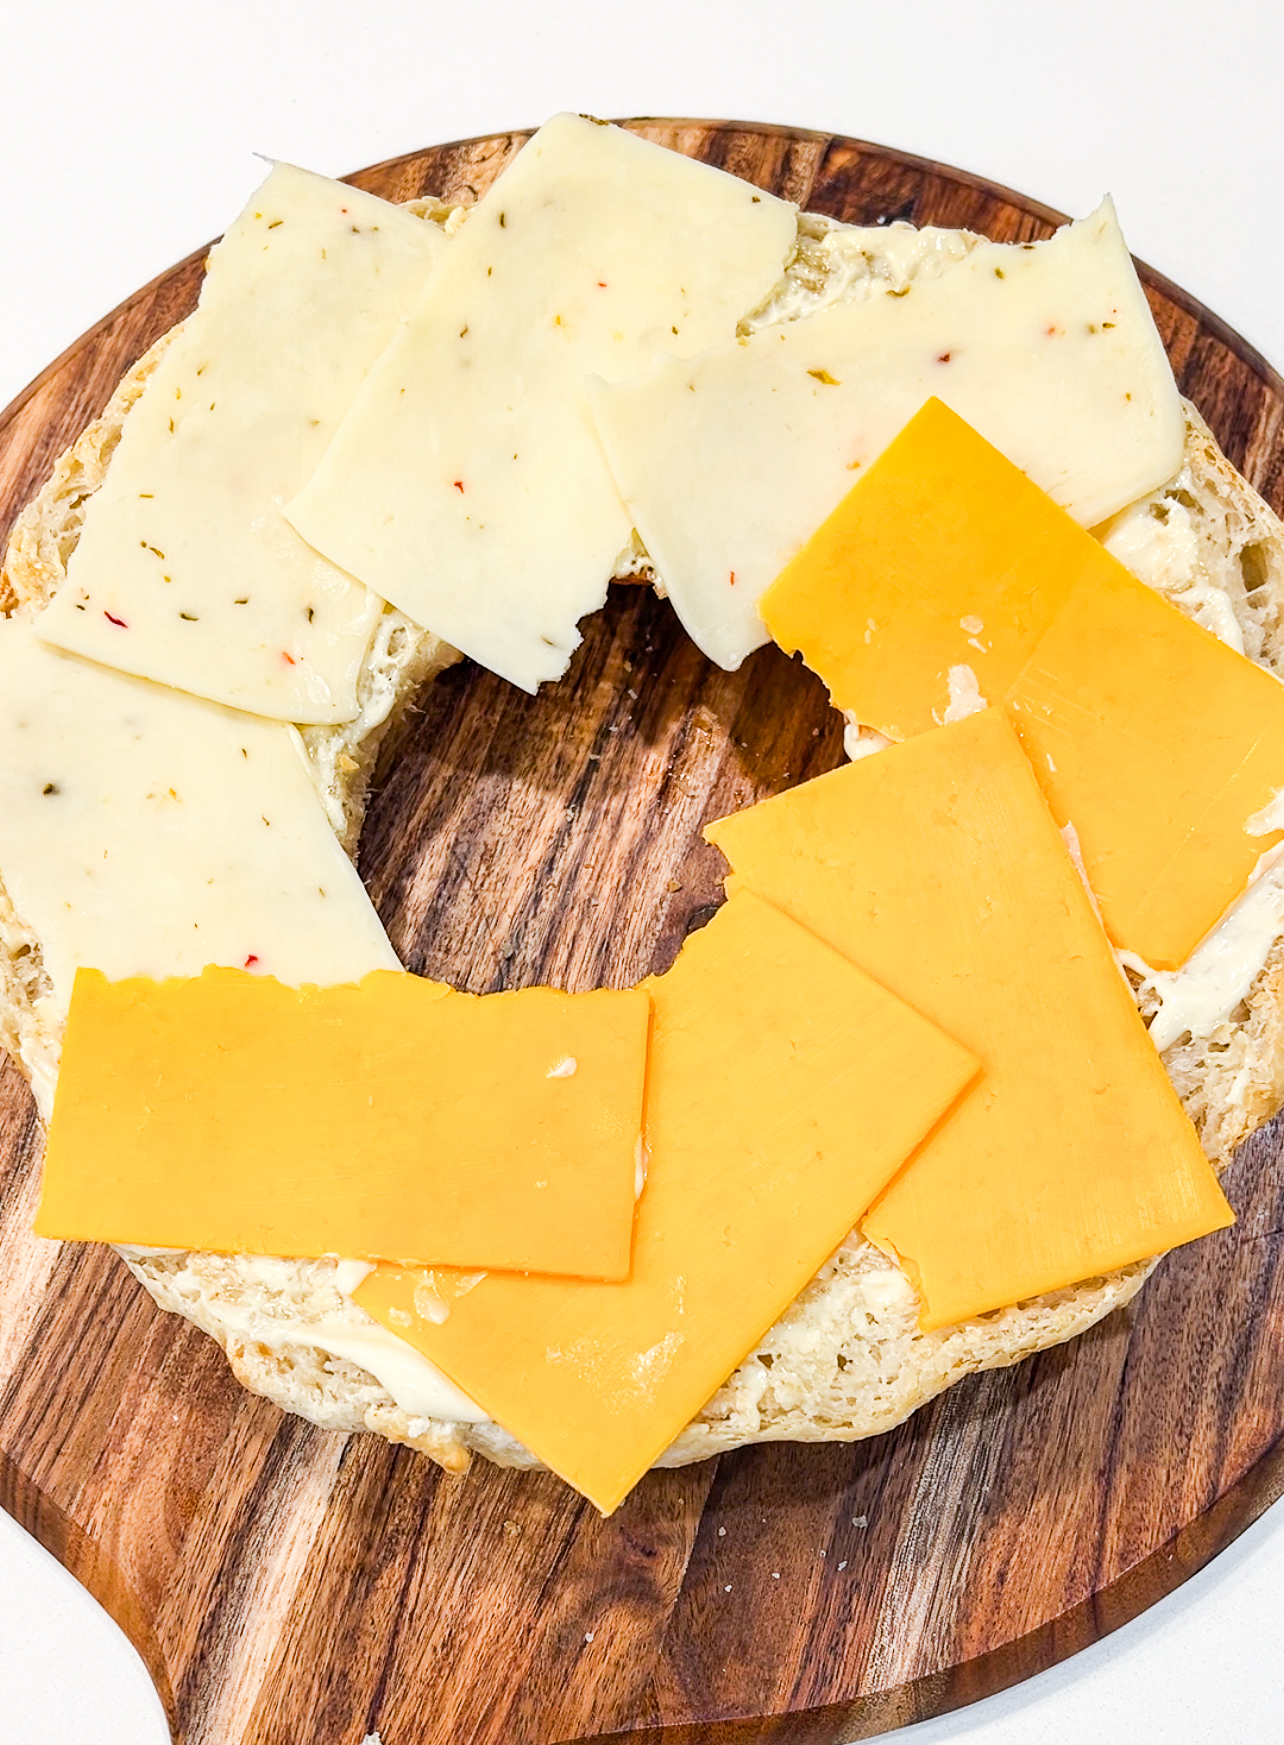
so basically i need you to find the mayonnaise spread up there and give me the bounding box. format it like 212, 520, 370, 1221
1122, 865, 1284, 1053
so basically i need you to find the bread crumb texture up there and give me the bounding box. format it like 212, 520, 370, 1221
4, 207, 1284, 1480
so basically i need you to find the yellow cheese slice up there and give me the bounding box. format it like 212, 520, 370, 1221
759, 396, 1284, 970
355, 889, 979, 1513
36, 968, 649, 1280
706, 710, 1233, 1329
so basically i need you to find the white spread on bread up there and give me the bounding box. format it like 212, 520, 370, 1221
1123, 864, 1284, 1052
310, 1318, 486, 1421
941, 664, 986, 724
743, 214, 980, 331
134, 1251, 488, 1423
1100, 489, 1248, 653
34, 164, 447, 724
1246, 786, 1284, 837
1095, 433, 1281, 666
331, 1258, 375, 1296
841, 720, 894, 760
284, 112, 798, 693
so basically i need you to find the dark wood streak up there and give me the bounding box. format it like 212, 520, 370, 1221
2, 121, 1284, 1745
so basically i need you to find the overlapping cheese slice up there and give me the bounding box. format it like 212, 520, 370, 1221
589, 198, 1185, 669
760, 397, 1284, 970
36, 164, 447, 723
36, 969, 649, 1278
707, 709, 1233, 1330
355, 888, 979, 1513
0, 614, 398, 1116
285, 113, 798, 692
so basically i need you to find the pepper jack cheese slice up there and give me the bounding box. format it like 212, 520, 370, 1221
760, 397, 1284, 969
36, 163, 448, 724
0, 614, 398, 1115
285, 113, 797, 692
589, 199, 1184, 670
707, 710, 1233, 1330
36, 969, 648, 1278
355, 889, 979, 1513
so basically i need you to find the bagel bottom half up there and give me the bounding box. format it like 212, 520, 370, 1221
4, 331, 1284, 1478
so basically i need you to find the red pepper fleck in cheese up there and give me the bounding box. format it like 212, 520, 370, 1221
36, 967, 649, 1279
759, 396, 1284, 970
355, 889, 978, 1513
707, 709, 1233, 1330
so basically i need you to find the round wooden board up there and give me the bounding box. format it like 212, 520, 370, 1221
3, 119, 1284, 1745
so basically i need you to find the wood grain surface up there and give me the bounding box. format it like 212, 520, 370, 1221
3, 120, 1284, 1745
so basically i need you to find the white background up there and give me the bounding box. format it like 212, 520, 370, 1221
4, 3, 1284, 1740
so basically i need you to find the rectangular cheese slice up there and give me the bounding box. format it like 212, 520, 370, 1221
36, 163, 447, 724
760, 397, 1284, 969
707, 709, 1233, 1330
284, 113, 798, 692
0, 613, 398, 1118
37, 969, 649, 1278
354, 888, 978, 1513
589, 199, 1184, 669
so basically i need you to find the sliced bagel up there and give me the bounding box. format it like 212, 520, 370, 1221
3, 205, 1282, 1479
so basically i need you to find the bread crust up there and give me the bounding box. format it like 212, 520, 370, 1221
4, 256, 1283, 1483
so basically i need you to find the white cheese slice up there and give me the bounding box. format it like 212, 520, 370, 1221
589, 199, 1186, 670
0, 615, 399, 1045
35, 163, 447, 724
284, 112, 798, 693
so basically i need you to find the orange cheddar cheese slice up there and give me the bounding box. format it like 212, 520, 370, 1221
759, 396, 1284, 970
355, 889, 978, 1513
36, 967, 649, 1279
706, 709, 1233, 1330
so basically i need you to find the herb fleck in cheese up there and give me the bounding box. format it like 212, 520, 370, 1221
37, 164, 448, 724
285, 114, 797, 692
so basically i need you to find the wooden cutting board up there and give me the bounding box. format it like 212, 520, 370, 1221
3, 119, 1284, 1745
